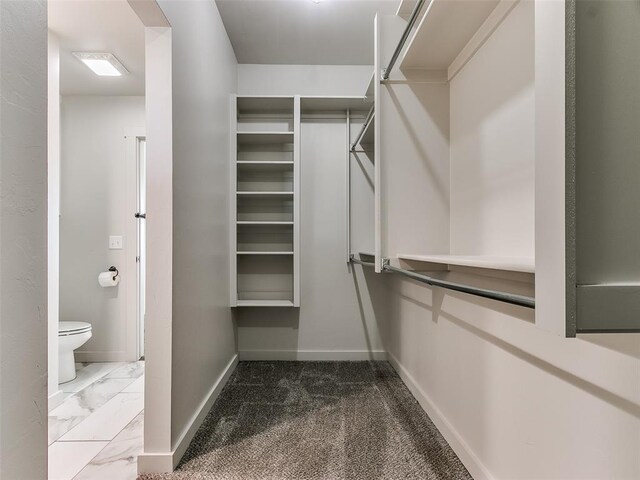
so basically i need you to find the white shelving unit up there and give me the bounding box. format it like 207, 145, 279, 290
230, 95, 300, 307
397, 0, 519, 81
375, 1, 538, 296
397, 254, 535, 274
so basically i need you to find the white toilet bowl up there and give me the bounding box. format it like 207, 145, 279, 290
58, 321, 92, 384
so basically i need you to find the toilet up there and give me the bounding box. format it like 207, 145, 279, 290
58, 322, 92, 384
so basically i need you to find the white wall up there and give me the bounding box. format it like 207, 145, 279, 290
0, 1, 48, 478
60, 96, 144, 363
235, 65, 386, 359
139, 23, 174, 468
382, 3, 640, 479
449, 0, 534, 258
154, 0, 238, 458
238, 64, 372, 97
48, 31, 62, 408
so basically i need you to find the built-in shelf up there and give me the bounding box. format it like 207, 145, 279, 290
237, 221, 294, 225
400, 0, 501, 71
236, 191, 294, 196
237, 251, 294, 255
237, 132, 294, 144
236, 161, 294, 165
237, 96, 294, 115
300, 96, 372, 114
231, 95, 299, 308
397, 254, 535, 274
236, 299, 295, 307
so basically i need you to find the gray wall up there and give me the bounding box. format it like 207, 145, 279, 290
0, 1, 48, 478
238, 64, 373, 97
573, 1, 640, 332
156, 0, 239, 447
60, 96, 145, 362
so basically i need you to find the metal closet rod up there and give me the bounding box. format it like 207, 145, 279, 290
349, 254, 535, 309
350, 105, 375, 152
381, 0, 427, 81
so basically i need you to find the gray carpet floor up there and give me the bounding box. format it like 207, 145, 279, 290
139, 361, 472, 480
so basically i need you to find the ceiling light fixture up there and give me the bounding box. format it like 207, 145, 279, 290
72, 52, 128, 77
311, 0, 322, 4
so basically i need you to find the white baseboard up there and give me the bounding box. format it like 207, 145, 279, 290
238, 349, 388, 361
137, 354, 239, 474
137, 453, 174, 474
387, 352, 495, 480
48, 389, 65, 412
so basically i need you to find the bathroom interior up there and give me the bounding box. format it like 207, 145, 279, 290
47, 2, 147, 478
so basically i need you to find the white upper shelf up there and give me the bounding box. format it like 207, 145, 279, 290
400, 0, 501, 71
300, 96, 372, 113
237, 96, 294, 115
397, 254, 535, 273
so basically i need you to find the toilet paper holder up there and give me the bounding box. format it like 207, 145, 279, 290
108, 266, 119, 281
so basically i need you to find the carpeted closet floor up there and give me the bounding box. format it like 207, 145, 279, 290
138, 361, 472, 480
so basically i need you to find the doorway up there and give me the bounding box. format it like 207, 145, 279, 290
136, 136, 146, 359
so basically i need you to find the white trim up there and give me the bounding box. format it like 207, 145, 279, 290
137, 453, 174, 475
387, 351, 495, 480
448, 0, 519, 81
137, 354, 239, 474
238, 350, 387, 361
48, 390, 65, 412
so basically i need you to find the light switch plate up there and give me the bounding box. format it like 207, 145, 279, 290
109, 235, 123, 250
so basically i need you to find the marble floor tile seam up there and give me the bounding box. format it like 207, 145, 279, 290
59, 392, 144, 442
61, 363, 126, 393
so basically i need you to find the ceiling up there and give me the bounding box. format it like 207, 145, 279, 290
49, 0, 145, 96
215, 0, 399, 65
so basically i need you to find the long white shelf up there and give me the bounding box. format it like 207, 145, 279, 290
236, 221, 294, 225
397, 254, 535, 273
236, 299, 295, 307
236, 132, 294, 144
300, 96, 372, 113
237, 251, 294, 255
236, 191, 294, 195
400, 0, 501, 71
236, 161, 294, 165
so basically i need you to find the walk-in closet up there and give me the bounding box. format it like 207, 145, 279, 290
5, 1, 638, 479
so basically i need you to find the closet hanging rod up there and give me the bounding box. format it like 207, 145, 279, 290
350, 105, 375, 152
382, 260, 535, 309
349, 254, 535, 308
381, 0, 427, 81
349, 254, 376, 267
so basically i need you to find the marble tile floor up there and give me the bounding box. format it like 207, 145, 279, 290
48, 361, 144, 480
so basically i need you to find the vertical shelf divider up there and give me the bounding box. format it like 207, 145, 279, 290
230, 94, 238, 306
293, 96, 301, 307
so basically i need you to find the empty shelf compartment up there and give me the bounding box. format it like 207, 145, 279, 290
237, 96, 294, 115
237, 223, 293, 253
237, 163, 293, 192
237, 141, 294, 163
237, 255, 293, 302
237, 196, 293, 222
237, 132, 294, 145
